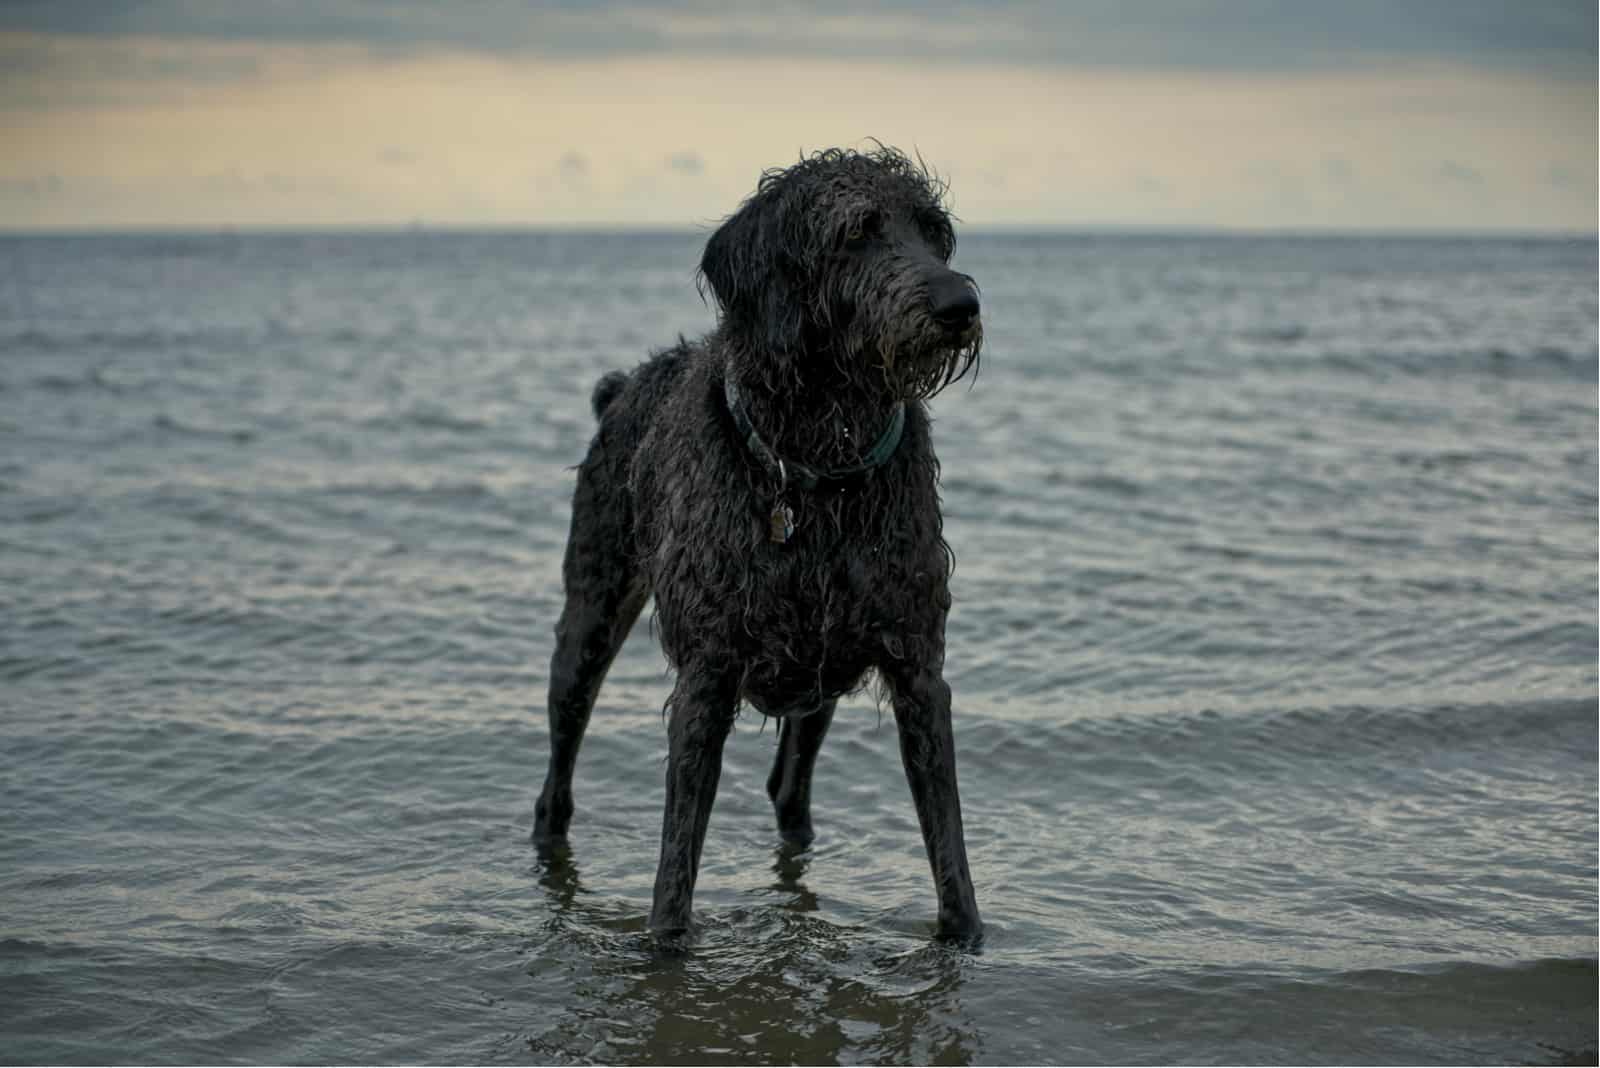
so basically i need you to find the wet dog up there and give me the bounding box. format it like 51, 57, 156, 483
533, 146, 983, 942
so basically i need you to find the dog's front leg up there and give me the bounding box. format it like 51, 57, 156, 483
648, 668, 739, 938
889, 668, 983, 943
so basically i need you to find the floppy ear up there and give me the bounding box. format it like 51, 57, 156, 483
697, 195, 805, 355
698, 201, 764, 317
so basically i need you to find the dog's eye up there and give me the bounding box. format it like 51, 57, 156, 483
844, 213, 880, 250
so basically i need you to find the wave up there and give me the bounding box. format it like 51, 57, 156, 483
1305, 344, 1599, 382
959, 694, 1597, 785
150, 413, 257, 443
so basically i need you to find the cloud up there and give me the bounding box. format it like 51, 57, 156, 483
0, 174, 64, 198
190, 170, 346, 195
556, 151, 588, 182
1436, 159, 1485, 185
2, 0, 1592, 74
377, 146, 420, 167
1, 12, 1591, 232
1130, 173, 1171, 198
665, 151, 704, 176
0, 30, 265, 110
1544, 161, 1584, 191
1245, 161, 1313, 212
0, 25, 259, 82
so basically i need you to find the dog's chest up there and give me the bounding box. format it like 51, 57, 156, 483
651, 520, 903, 706
734, 536, 907, 709
642, 399, 946, 706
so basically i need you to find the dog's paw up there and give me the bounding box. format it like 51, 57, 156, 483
530, 825, 567, 851
775, 822, 815, 851
934, 912, 985, 948
645, 921, 697, 954
770, 790, 815, 849
532, 788, 574, 846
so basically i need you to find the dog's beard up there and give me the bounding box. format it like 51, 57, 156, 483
872, 322, 982, 401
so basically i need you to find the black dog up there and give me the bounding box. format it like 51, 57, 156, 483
533, 146, 983, 942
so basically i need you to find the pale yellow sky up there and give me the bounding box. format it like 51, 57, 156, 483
2, 7, 1594, 231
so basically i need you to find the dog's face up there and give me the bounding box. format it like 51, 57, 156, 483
699, 147, 981, 400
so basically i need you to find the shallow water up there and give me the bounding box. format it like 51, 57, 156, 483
1, 230, 1595, 1065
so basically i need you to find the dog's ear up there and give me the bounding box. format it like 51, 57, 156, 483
698, 202, 763, 317
698, 196, 806, 355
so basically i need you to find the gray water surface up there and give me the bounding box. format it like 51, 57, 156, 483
1, 231, 1595, 1065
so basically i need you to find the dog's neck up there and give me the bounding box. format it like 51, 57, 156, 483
722, 349, 907, 472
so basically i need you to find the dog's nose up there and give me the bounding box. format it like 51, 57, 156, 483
928, 275, 980, 331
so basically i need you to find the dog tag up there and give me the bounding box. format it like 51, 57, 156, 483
769, 502, 796, 544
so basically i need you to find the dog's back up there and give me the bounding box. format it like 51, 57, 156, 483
589, 370, 629, 420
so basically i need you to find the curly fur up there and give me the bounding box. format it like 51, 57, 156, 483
532, 146, 984, 943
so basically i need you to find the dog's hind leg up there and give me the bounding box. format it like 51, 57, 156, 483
532, 455, 647, 848
648, 666, 739, 937
765, 700, 836, 849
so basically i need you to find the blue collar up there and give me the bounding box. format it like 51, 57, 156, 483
722, 373, 905, 492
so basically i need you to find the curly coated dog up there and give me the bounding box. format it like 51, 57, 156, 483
533, 146, 984, 942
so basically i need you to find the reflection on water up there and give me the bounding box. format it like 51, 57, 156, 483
535, 843, 585, 915
770, 845, 821, 915
529, 842, 979, 1065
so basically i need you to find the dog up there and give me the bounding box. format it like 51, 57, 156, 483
533, 146, 983, 942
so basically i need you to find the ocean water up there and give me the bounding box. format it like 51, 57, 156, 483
0, 229, 1595, 1066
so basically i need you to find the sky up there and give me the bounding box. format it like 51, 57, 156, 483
1, 1, 1595, 231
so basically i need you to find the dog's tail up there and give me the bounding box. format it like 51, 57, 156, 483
590, 370, 629, 420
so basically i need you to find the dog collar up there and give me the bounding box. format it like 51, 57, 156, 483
722, 374, 905, 493
723, 373, 904, 543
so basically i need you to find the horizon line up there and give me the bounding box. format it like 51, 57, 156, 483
1, 221, 1595, 241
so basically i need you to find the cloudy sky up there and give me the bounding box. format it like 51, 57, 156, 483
2, 1, 1594, 231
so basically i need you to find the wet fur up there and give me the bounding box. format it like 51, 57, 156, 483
533, 146, 984, 943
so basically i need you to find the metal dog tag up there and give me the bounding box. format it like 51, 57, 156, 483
769, 501, 796, 544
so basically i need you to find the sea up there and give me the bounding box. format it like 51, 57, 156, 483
1, 229, 1595, 1066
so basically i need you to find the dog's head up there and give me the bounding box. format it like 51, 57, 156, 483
699, 145, 980, 400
